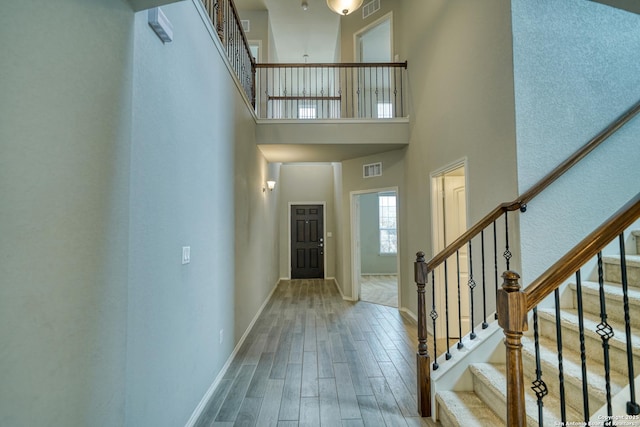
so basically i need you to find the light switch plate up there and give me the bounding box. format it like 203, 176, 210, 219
182, 246, 190, 264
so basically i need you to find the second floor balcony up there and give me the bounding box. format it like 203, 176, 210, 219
200, 0, 410, 161
255, 62, 408, 120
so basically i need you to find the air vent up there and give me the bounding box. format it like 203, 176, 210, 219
362, 0, 380, 19
363, 162, 382, 178
241, 20, 250, 33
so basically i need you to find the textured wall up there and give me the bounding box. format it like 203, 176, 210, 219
397, 0, 518, 314
127, 1, 279, 425
0, 0, 134, 425
512, 0, 640, 284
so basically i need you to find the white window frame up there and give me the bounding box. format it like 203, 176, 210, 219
378, 192, 397, 254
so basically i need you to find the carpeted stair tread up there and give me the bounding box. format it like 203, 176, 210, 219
522, 334, 627, 407
470, 362, 583, 426
536, 308, 640, 353
436, 391, 503, 427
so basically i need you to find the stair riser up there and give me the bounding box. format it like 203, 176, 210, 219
570, 289, 640, 330
435, 397, 462, 427
522, 348, 607, 412
471, 373, 538, 427
538, 317, 640, 378
471, 374, 509, 426
604, 261, 640, 287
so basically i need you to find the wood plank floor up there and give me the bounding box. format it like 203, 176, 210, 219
360, 275, 398, 308
195, 279, 434, 427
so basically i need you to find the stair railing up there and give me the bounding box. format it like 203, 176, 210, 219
415, 98, 640, 417
254, 62, 408, 119
498, 192, 640, 426
201, 0, 256, 106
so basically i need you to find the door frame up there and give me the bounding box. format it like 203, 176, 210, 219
350, 186, 400, 305
353, 11, 394, 63
429, 158, 469, 337
288, 201, 327, 279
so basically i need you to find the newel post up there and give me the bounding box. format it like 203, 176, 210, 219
497, 271, 528, 426
415, 251, 431, 417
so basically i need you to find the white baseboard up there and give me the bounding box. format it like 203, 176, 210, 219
332, 277, 355, 301
184, 279, 281, 427
400, 306, 418, 322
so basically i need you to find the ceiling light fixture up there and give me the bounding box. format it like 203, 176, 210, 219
326, 0, 363, 15
301, 0, 309, 11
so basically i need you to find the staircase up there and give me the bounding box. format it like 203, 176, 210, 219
434, 229, 640, 426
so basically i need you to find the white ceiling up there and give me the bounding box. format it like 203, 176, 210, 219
235, 0, 342, 63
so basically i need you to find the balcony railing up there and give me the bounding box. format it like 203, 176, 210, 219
255, 62, 408, 119
201, 0, 256, 106
199, 0, 408, 120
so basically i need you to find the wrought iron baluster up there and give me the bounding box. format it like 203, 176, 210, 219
444, 259, 452, 360
375, 66, 379, 117
400, 65, 404, 117
456, 250, 463, 349
431, 271, 439, 370
468, 241, 477, 340
370, 67, 378, 117
393, 67, 398, 118
575, 270, 590, 422
619, 234, 640, 415
481, 230, 488, 329
531, 306, 548, 427
493, 220, 499, 320
596, 252, 615, 426
504, 212, 512, 270
554, 288, 567, 425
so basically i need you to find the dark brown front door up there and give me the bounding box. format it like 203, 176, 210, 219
291, 205, 324, 279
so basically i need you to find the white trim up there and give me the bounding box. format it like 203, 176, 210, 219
429, 157, 469, 255
429, 158, 469, 338
400, 307, 418, 323
353, 11, 394, 62
349, 186, 400, 306
288, 202, 327, 279
184, 279, 281, 427
333, 277, 355, 301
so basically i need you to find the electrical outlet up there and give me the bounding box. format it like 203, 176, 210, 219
182, 246, 190, 264
219, 329, 224, 344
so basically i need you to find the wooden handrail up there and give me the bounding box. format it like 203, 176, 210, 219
525, 191, 640, 310
227, 0, 255, 69
426, 98, 640, 274
255, 61, 408, 69
425, 201, 521, 272
518, 99, 640, 206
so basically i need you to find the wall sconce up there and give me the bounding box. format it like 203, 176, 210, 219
266, 180, 276, 192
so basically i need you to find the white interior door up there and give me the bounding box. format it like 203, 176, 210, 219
444, 176, 469, 337
431, 166, 468, 340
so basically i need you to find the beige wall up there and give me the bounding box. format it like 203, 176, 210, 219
278, 163, 337, 279
338, 149, 406, 298
127, 1, 281, 425
1, 0, 281, 425
1, 1, 133, 425
396, 0, 518, 315
340, 0, 401, 62
239, 10, 270, 61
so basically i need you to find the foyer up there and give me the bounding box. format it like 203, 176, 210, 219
195, 279, 430, 427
